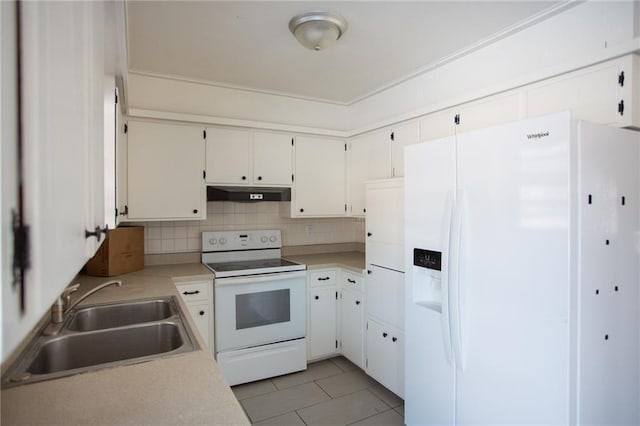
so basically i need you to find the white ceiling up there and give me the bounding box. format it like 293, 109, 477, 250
126, 1, 563, 105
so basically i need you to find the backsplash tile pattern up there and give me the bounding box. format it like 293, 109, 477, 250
132, 202, 366, 255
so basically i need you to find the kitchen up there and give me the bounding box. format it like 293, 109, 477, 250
2, 1, 639, 425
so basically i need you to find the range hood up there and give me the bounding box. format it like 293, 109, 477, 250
207, 186, 291, 202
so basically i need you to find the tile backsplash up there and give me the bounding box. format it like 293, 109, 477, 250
129, 202, 366, 255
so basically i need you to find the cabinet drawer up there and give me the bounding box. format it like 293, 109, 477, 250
309, 270, 338, 287
175, 281, 210, 302
341, 270, 363, 293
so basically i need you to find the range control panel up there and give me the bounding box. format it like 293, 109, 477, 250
413, 248, 442, 271
202, 230, 281, 252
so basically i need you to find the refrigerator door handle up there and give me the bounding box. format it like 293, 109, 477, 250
440, 191, 455, 366
449, 189, 466, 371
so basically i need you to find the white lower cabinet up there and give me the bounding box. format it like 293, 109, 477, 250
366, 318, 405, 398
307, 269, 338, 360
339, 272, 364, 368
175, 280, 214, 355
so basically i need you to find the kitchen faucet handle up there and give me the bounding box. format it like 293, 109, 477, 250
62, 283, 81, 306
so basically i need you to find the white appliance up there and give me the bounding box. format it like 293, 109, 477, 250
404, 111, 639, 425
202, 230, 307, 386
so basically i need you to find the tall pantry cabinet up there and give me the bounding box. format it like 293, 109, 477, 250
364, 179, 405, 397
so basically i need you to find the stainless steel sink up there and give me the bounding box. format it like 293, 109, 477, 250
67, 299, 174, 331
2, 296, 199, 388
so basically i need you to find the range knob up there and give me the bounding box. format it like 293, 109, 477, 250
208, 238, 217, 245
219, 237, 227, 245
260, 236, 268, 243
269, 235, 277, 242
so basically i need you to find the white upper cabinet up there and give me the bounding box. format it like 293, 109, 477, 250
252, 131, 293, 186
205, 127, 250, 185
127, 120, 206, 221
205, 128, 293, 186
348, 129, 390, 216
457, 92, 522, 134
390, 120, 420, 177
290, 136, 347, 217
365, 179, 404, 272
4, 0, 109, 361
526, 55, 637, 127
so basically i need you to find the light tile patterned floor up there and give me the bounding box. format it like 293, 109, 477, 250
232, 357, 404, 425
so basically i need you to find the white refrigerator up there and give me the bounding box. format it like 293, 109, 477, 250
404, 111, 639, 425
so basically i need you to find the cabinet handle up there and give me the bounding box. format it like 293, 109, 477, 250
382, 332, 388, 338
367, 232, 372, 237
314, 295, 319, 300
199, 310, 205, 316
257, 176, 262, 181
182, 290, 200, 295
85, 225, 108, 240
193, 209, 198, 214
367, 270, 372, 275
347, 278, 356, 284
355, 300, 361, 305
242, 176, 247, 180
392, 337, 397, 342
317, 277, 330, 281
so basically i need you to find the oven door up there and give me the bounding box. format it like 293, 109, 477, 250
214, 270, 306, 353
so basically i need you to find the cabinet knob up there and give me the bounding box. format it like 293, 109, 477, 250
392, 337, 397, 342
367, 270, 372, 275
300, 208, 304, 213
193, 209, 198, 214
257, 176, 262, 181
355, 300, 361, 305
382, 332, 388, 338
363, 208, 366, 213
242, 176, 247, 180
367, 232, 372, 237
314, 295, 319, 300
199, 310, 205, 316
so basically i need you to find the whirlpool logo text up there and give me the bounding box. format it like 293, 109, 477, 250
526, 131, 550, 140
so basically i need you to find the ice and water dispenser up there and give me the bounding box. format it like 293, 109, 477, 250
412, 248, 444, 312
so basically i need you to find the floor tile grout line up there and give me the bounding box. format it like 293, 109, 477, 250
344, 407, 400, 426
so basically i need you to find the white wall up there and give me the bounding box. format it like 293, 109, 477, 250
128, 73, 350, 132
349, 0, 639, 131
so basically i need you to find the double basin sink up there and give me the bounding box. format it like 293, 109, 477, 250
2, 296, 199, 387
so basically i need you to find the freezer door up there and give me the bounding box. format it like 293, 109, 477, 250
404, 135, 456, 425
454, 112, 572, 425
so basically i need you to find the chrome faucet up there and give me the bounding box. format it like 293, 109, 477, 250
44, 280, 123, 335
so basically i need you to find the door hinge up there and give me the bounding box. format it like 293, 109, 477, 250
203, 170, 206, 180
124, 123, 128, 134
203, 130, 207, 139
618, 71, 625, 87
291, 138, 294, 146
335, 291, 338, 300
335, 340, 338, 349
390, 131, 395, 141
454, 114, 461, 125
344, 204, 347, 212
345, 143, 347, 151
291, 174, 294, 183
618, 100, 624, 116
366, 322, 369, 330
11, 211, 30, 304
366, 358, 368, 368
114, 93, 118, 104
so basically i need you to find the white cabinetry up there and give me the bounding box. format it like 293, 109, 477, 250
366, 179, 404, 271
347, 130, 390, 216
205, 128, 293, 186
339, 270, 365, 368
175, 280, 214, 354
307, 269, 338, 360
390, 121, 420, 177
366, 318, 404, 398
126, 120, 206, 221
290, 136, 346, 217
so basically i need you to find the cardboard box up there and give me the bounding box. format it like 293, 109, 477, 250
86, 226, 144, 276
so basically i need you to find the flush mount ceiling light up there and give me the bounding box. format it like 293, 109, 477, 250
288, 11, 348, 51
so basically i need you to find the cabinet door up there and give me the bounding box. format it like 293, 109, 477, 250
308, 286, 338, 359
186, 302, 213, 352
366, 318, 404, 398
116, 104, 128, 220
457, 91, 522, 134
7, 0, 105, 360
366, 265, 404, 330
526, 60, 622, 125
127, 121, 205, 220
205, 127, 250, 184
340, 289, 364, 368
420, 108, 456, 143
252, 131, 293, 186
348, 130, 390, 216
390, 121, 420, 177
293, 136, 346, 217
366, 180, 404, 271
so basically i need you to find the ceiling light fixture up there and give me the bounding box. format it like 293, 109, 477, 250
288, 11, 348, 51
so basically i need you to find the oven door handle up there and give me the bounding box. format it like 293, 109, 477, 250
214, 270, 307, 286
